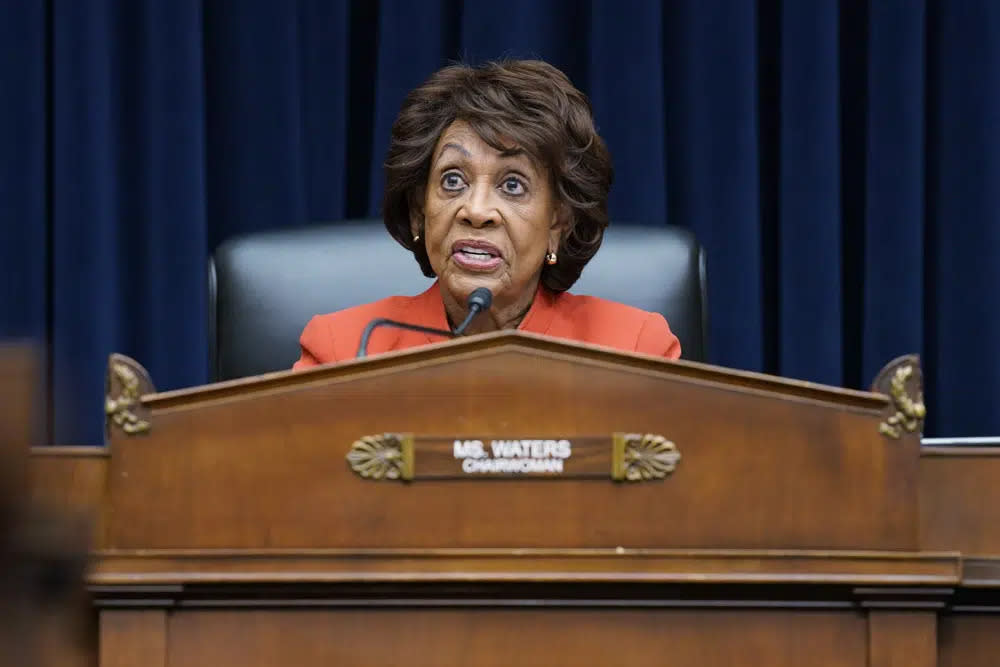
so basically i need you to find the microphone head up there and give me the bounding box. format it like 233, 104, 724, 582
467, 287, 493, 311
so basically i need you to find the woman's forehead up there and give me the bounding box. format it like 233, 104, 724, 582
433, 120, 540, 168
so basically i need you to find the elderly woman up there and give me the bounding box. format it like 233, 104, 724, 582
293, 60, 680, 368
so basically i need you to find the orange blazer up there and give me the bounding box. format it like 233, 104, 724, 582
293, 281, 681, 369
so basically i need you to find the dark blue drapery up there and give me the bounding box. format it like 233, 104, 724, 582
3, 1, 998, 444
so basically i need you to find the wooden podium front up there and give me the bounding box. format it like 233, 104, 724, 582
27, 331, 1000, 666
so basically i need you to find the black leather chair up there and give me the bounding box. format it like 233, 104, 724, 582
208, 220, 708, 381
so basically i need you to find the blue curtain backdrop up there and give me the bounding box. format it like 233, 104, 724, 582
2, 0, 998, 444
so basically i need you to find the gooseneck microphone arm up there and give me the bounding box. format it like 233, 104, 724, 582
355, 287, 494, 358
355, 319, 453, 358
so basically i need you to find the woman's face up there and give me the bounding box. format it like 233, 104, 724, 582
413, 121, 562, 315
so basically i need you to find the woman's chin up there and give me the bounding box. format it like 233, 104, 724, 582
442, 272, 506, 301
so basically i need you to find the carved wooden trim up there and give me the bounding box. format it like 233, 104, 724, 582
84, 550, 963, 611
105, 354, 155, 442
87, 548, 962, 582
142, 330, 891, 412
871, 355, 926, 439
612, 433, 681, 482
346, 433, 414, 481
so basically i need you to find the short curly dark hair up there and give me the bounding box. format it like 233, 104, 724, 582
382, 60, 613, 292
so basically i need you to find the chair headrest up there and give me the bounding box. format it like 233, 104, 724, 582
209, 220, 707, 380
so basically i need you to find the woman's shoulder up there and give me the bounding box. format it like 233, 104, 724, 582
294, 293, 423, 368
556, 291, 653, 319
309, 294, 418, 329
552, 291, 664, 331
547, 291, 682, 359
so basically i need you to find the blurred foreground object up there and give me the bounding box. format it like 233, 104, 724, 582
0, 344, 93, 667
0, 344, 34, 520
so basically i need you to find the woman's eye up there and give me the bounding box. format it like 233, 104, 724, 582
501, 177, 525, 196
442, 172, 466, 191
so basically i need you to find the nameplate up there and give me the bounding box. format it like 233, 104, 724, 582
345, 433, 680, 483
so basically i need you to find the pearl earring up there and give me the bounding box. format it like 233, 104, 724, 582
545, 251, 558, 265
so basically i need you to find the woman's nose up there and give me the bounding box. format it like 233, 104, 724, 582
462, 182, 498, 227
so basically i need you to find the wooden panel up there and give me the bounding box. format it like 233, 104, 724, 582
920, 448, 1000, 555
106, 338, 917, 552
99, 610, 166, 667
167, 608, 866, 667
939, 615, 1000, 667
868, 612, 936, 667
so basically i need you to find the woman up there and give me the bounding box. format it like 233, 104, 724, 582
293, 60, 680, 368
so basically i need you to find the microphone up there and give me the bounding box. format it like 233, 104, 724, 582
452, 287, 493, 335
355, 287, 493, 358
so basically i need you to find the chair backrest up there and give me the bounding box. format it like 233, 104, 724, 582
208, 220, 708, 381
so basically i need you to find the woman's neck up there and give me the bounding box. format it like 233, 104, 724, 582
442, 281, 539, 335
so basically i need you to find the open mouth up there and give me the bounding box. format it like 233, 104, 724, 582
452, 240, 503, 271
